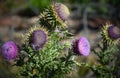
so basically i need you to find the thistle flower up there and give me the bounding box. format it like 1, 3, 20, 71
1, 41, 18, 60
108, 25, 120, 39
72, 37, 90, 56
23, 26, 47, 51
53, 3, 70, 22
30, 30, 47, 50
101, 23, 120, 44
39, 3, 70, 28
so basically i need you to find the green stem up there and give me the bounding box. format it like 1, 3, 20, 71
73, 61, 91, 69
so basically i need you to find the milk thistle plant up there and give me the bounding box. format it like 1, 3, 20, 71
91, 23, 120, 78
0, 2, 90, 78
0, 2, 120, 78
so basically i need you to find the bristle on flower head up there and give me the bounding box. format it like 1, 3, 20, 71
1, 41, 18, 60
23, 26, 48, 51
72, 37, 90, 56
101, 23, 120, 44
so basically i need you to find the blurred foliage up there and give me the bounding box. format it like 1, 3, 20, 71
107, 0, 120, 6
0, 0, 15, 15
0, 0, 25, 15
29, 0, 51, 11
0, 0, 120, 15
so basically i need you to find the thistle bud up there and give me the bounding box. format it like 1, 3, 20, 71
108, 25, 120, 39
39, 3, 70, 28
23, 26, 48, 51
101, 23, 120, 44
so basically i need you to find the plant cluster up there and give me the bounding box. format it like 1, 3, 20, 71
0, 2, 120, 78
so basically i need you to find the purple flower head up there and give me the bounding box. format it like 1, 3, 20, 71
1, 41, 18, 60
72, 37, 90, 56
54, 3, 70, 21
30, 30, 47, 51
108, 25, 120, 39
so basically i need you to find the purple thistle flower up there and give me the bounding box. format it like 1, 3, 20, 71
54, 3, 70, 21
1, 41, 18, 60
30, 30, 47, 51
108, 25, 120, 39
72, 37, 90, 56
